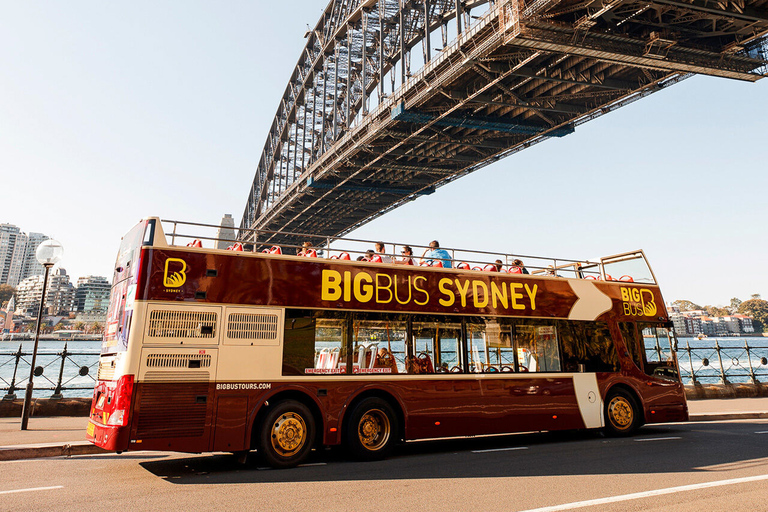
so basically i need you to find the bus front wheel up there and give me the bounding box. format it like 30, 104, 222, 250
346, 397, 398, 461
259, 400, 315, 469
604, 389, 641, 436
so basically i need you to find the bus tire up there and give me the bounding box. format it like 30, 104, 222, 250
604, 389, 641, 437
259, 400, 315, 469
346, 397, 398, 461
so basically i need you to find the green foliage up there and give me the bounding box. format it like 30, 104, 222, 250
738, 299, 768, 333
672, 299, 702, 311
729, 297, 742, 314
0, 284, 15, 307
705, 306, 730, 317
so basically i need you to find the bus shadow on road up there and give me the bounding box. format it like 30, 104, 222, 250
138, 421, 767, 484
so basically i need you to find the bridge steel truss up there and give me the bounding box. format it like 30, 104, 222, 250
240, 0, 768, 247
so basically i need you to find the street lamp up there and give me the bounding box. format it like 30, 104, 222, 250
20, 239, 63, 430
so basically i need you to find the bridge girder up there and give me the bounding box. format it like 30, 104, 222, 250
241, 0, 768, 248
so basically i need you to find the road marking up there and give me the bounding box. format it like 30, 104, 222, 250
634, 436, 682, 442
472, 446, 528, 453
515, 474, 768, 512
0, 486, 63, 496
298, 462, 327, 467
755, 431, 768, 434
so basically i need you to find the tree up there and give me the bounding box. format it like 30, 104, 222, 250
738, 299, 768, 333
672, 299, 702, 311
91, 322, 103, 334
729, 297, 742, 314
705, 306, 729, 317
0, 284, 15, 308
74, 321, 85, 332
751, 293, 762, 300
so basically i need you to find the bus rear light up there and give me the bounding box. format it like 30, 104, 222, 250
106, 374, 134, 427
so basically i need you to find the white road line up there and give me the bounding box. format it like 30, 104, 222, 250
0, 486, 63, 496
515, 474, 768, 512
298, 462, 327, 467
634, 436, 682, 442
755, 431, 768, 434
472, 446, 528, 453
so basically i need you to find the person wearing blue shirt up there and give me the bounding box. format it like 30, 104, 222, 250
420, 240, 453, 268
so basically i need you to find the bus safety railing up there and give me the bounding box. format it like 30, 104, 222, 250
0, 344, 99, 400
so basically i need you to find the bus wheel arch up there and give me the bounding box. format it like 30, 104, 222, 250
342, 390, 404, 460
603, 384, 644, 436
250, 390, 324, 454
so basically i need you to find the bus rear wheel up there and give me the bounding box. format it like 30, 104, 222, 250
346, 397, 398, 461
259, 400, 315, 469
604, 389, 641, 436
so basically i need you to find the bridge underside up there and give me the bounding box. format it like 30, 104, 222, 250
242, 0, 767, 248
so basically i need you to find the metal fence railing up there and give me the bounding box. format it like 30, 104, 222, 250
0, 344, 99, 400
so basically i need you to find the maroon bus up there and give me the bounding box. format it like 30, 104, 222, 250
86, 217, 687, 468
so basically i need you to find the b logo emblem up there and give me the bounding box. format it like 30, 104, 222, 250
620, 287, 657, 317
163, 258, 187, 288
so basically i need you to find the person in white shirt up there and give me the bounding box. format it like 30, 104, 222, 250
375, 242, 392, 263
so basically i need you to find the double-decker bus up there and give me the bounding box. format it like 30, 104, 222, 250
86, 218, 687, 468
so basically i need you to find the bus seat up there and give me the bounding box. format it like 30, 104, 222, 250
339, 252, 351, 260
330, 255, 338, 259
483, 264, 497, 272
226, 243, 243, 252
456, 262, 470, 270
269, 246, 282, 255
328, 347, 340, 369
619, 275, 634, 282
369, 254, 383, 263
472, 266, 483, 271
316, 348, 330, 369
305, 249, 317, 258
431, 260, 443, 268
187, 239, 203, 248
261, 248, 270, 253
585, 275, 597, 280
508, 266, 522, 274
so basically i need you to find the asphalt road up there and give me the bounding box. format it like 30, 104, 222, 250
2, 419, 768, 512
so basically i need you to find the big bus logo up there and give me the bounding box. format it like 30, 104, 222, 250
620, 287, 657, 317
163, 258, 188, 288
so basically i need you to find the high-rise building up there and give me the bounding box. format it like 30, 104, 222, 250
0, 224, 50, 287
15, 268, 75, 316
216, 214, 236, 250
74, 276, 111, 312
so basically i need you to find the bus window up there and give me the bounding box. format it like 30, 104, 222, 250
352, 320, 406, 374
639, 324, 679, 381
618, 322, 644, 372
513, 322, 562, 372
562, 322, 620, 372
411, 321, 462, 374
468, 319, 515, 373
282, 310, 347, 375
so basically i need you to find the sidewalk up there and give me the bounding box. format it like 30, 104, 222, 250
1, 398, 767, 462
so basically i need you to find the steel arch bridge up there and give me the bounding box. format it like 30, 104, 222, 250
240, 0, 767, 246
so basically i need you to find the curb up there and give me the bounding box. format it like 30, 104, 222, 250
688, 412, 768, 422
0, 442, 107, 461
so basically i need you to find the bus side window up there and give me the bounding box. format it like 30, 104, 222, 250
468, 319, 515, 373
513, 321, 562, 372
282, 310, 347, 376
567, 322, 620, 372
410, 323, 438, 374
618, 322, 644, 372
352, 320, 406, 374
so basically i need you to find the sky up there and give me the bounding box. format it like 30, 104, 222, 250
1, 1, 766, 307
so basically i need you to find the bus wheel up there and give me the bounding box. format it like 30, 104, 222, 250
604, 390, 640, 436
346, 397, 398, 461
259, 400, 315, 469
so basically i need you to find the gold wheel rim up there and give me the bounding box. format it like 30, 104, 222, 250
608, 396, 634, 430
270, 412, 307, 457
358, 409, 391, 451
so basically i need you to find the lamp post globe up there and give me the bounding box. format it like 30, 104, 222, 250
20, 239, 64, 430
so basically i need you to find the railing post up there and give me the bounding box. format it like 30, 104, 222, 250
2, 344, 23, 401
714, 339, 729, 384
51, 342, 68, 399
745, 339, 759, 384
654, 335, 662, 362
685, 339, 697, 385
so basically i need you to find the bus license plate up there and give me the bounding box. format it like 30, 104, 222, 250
86, 422, 95, 437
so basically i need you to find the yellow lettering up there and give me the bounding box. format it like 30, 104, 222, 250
438, 278, 455, 307
394, 276, 412, 305
623, 302, 632, 316
621, 287, 630, 302
413, 276, 429, 306
322, 270, 342, 301
455, 279, 470, 307
490, 281, 508, 309
354, 272, 373, 302
343, 271, 352, 301
631, 288, 641, 302
376, 273, 393, 303
525, 283, 538, 310
473, 281, 489, 308
510, 283, 525, 310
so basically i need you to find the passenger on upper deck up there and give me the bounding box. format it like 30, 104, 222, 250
375, 242, 392, 263
512, 259, 529, 274
420, 240, 453, 268
297, 242, 313, 256
396, 245, 415, 265
494, 259, 503, 272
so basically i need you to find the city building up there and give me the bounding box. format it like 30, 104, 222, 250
15, 268, 75, 316
74, 276, 110, 313
216, 214, 236, 250
0, 223, 50, 287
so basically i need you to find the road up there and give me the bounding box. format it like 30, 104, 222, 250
2, 419, 768, 512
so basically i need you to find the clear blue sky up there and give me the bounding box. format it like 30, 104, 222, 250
1, 1, 765, 307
